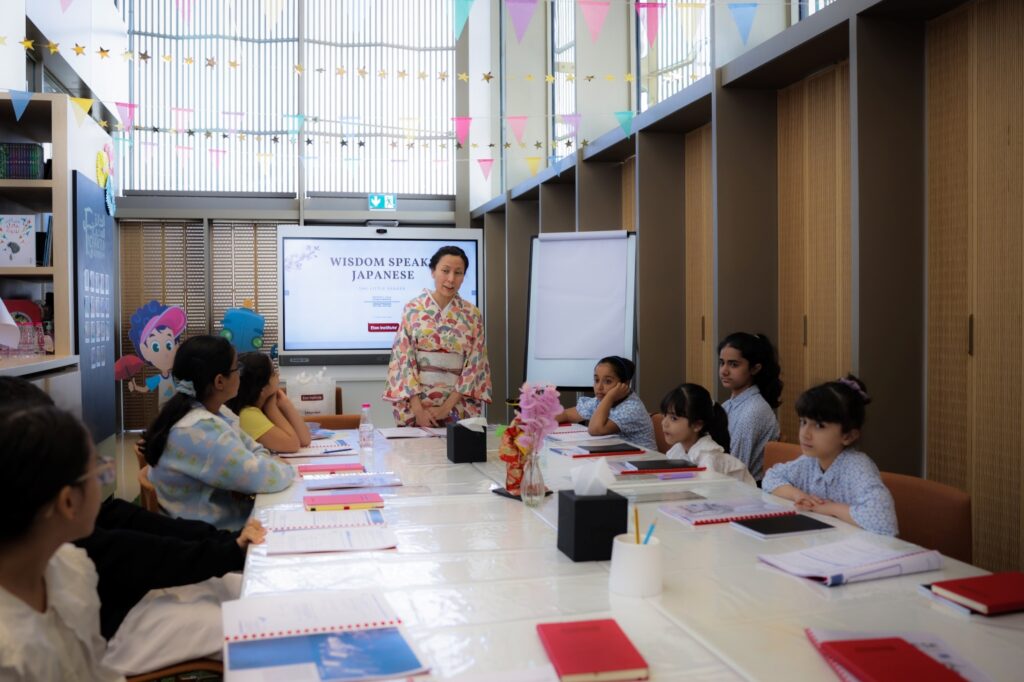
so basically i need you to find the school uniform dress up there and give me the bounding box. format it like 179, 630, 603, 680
721, 385, 780, 481
0, 544, 124, 682
149, 403, 294, 530
383, 290, 492, 426
666, 435, 757, 486
762, 448, 899, 536
576, 392, 658, 451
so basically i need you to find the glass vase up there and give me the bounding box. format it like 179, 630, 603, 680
520, 450, 546, 507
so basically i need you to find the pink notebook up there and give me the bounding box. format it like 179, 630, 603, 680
303, 492, 384, 511
297, 463, 365, 476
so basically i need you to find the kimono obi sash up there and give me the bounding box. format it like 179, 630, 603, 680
417, 350, 463, 387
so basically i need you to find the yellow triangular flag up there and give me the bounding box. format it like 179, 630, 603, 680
70, 97, 93, 126
525, 156, 542, 176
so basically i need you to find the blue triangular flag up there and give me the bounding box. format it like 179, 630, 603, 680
614, 111, 634, 136
728, 3, 758, 45
9, 90, 33, 122
455, 0, 475, 41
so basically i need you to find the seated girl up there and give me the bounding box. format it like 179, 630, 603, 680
762, 375, 898, 536
660, 383, 755, 486
555, 356, 657, 451
0, 404, 122, 681
142, 335, 294, 531
226, 352, 311, 453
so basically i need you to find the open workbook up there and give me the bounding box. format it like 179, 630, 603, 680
262, 509, 395, 555
759, 535, 942, 586
222, 591, 428, 681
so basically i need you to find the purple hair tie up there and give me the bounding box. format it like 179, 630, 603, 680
837, 377, 869, 401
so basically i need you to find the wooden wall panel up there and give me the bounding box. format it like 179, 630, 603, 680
684, 124, 714, 391
622, 156, 636, 232
483, 213, 508, 423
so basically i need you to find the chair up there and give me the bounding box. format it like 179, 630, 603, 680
649, 413, 669, 453
880, 472, 972, 564
764, 441, 802, 473
305, 413, 360, 430
136, 466, 161, 515
126, 658, 223, 682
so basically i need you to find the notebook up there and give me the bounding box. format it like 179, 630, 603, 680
303, 492, 384, 511
536, 619, 649, 682
265, 526, 398, 555
730, 514, 835, 539
264, 509, 385, 531
616, 459, 705, 475
276, 440, 355, 458
580, 443, 646, 456
304, 473, 403, 491
659, 498, 794, 526
758, 535, 943, 586
805, 629, 984, 682
297, 462, 365, 476
929, 572, 1024, 615
223, 591, 428, 682
378, 427, 434, 438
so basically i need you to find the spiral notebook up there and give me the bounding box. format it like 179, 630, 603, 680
659, 498, 794, 526
223, 591, 428, 681
264, 509, 385, 531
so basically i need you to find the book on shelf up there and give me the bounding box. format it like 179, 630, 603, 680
304, 472, 403, 491
223, 590, 428, 681
297, 462, 365, 476
0, 215, 36, 267
758, 535, 942, 587
610, 458, 705, 475
659, 497, 794, 526
303, 492, 384, 512
730, 514, 836, 539
928, 572, 1024, 616
536, 619, 649, 682
805, 628, 984, 682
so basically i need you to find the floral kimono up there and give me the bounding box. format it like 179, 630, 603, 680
383, 290, 492, 425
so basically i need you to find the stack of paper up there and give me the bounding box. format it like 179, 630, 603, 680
758, 536, 942, 586
276, 440, 355, 458
263, 508, 395, 555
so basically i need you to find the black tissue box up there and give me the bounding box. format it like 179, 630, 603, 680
557, 489, 628, 562
446, 423, 486, 463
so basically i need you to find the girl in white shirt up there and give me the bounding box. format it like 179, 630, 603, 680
660, 383, 756, 486
0, 405, 123, 682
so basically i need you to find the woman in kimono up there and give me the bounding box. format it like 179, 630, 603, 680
384, 246, 492, 426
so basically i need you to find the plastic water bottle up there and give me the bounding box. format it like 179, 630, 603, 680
359, 403, 374, 450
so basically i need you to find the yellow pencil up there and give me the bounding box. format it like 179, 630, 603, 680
634, 507, 640, 544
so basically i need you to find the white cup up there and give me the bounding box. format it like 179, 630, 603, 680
608, 533, 663, 597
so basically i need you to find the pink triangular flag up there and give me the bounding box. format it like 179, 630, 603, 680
506, 0, 539, 43
175, 0, 192, 23
209, 148, 226, 169
579, 1, 611, 44
452, 116, 472, 146
636, 2, 667, 48
115, 102, 137, 132
477, 158, 494, 180
561, 113, 581, 137
506, 115, 528, 144
60, 0, 76, 12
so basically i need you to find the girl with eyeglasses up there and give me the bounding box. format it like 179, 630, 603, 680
226, 352, 311, 453
142, 335, 294, 530
0, 405, 123, 681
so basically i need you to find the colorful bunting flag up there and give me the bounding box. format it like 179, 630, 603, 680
455, 0, 475, 41
209, 148, 226, 168
506, 0, 539, 43
115, 101, 137, 132
506, 115, 528, 144
8, 91, 33, 122
175, 0, 193, 24
560, 113, 581, 137
579, 0, 612, 44
614, 110, 635, 136
636, 2, 667, 48
60, 0, 76, 12
477, 158, 494, 180
70, 97, 93, 126
452, 116, 472, 146
728, 3, 758, 45
525, 156, 542, 176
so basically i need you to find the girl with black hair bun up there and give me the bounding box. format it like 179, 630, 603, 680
659, 383, 755, 486
718, 332, 783, 481
554, 356, 657, 451
0, 405, 122, 680
762, 375, 898, 536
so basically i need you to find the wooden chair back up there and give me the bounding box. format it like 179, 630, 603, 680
764, 441, 802, 473
881, 472, 972, 564
649, 413, 669, 453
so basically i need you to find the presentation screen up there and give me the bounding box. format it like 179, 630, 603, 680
525, 231, 637, 389
279, 226, 481, 358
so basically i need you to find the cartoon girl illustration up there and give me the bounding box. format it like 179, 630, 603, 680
124, 301, 187, 408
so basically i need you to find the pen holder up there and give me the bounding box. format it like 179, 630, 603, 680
446, 423, 487, 463
556, 490, 627, 562
608, 534, 663, 597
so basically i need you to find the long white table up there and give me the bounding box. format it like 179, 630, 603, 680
243, 431, 1024, 681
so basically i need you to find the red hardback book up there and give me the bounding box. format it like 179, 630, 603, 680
930, 572, 1024, 615
303, 492, 384, 511
818, 638, 965, 682
536, 619, 649, 682
297, 462, 365, 476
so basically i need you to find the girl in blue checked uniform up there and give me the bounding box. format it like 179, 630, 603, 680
718, 332, 783, 481
555, 356, 657, 451
142, 335, 294, 530
762, 375, 898, 536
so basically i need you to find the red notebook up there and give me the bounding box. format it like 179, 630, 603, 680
297, 462, 365, 476
303, 492, 384, 511
930, 572, 1024, 615
536, 619, 649, 682
819, 638, 966, 682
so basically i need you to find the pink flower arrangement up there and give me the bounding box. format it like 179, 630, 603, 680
514, 382, 562, 454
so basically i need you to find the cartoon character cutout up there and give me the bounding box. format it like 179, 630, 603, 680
220, 300, 265, 352
119, 301, 187, 408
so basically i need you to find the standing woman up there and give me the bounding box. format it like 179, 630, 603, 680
384, 246, 492, 426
